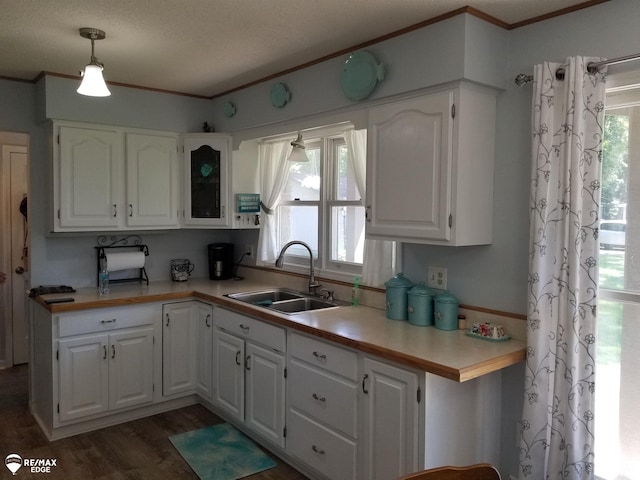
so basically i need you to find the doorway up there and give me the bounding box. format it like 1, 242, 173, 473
0, 133, 29, 368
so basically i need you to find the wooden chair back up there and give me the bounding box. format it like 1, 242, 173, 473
399, 463, 501, 480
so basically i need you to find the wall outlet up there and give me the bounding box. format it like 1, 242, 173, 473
427, 266, 448, 290
244, 244, 254, 257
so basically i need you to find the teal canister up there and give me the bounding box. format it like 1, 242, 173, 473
384, 273, 414, 320
407, 282, 436, 326
434, 290, 459, 330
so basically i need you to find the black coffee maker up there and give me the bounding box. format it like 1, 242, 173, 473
208, 243, 234, 280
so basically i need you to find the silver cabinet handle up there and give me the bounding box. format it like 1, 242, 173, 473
113, 204, 117, 217
103, 345, 107, 359
165, 313, 170, 327
111, 345, 116, 359
312, 393, 326, 402
235, 351, 241, 366
312, 351, 326, 360
311, 445, 325, 455
129, 204, 133, 217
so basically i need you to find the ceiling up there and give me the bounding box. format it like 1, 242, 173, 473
0, 0, 600, 98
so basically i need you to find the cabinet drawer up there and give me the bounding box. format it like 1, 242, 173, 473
56, 304, 159, 338
289, 359, 358, 438
287, 409, 357, 480
214, 308, 285, 353
289, 332, 358, 380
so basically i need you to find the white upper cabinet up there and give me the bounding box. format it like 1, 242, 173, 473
366, 83, 496, 245
125, 132, 179, 228
53, 121, 180, 232
56, 125, 123, 230
183, 134, 232, 228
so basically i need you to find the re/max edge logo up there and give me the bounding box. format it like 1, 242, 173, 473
5, 454, 58, 475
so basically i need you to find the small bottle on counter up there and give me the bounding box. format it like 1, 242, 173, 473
99, 259, 110, 295
458, 314, 467, 330
351, 276, 360, 307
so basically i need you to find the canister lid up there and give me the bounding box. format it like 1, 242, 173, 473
384, 272, 414, 288
435, 290, 459, 304
407, 282, 435, 297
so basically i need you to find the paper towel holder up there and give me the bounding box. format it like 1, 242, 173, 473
96, 235, 149, 285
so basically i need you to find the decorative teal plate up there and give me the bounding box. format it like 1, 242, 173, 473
270, 82, 291, 108
223, 101, 236, 118
340, 50, 385, 101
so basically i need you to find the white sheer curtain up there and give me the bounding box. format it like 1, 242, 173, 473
519, 56, 606, 480
256, 140, 291, 266
344, 129, 397, 287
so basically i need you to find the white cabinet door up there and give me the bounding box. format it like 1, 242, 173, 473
367, 91, 453, 242
108, 328, 154, 411
57, 125, 123, 230
58, 335, 109, 422
362, 357, 420, 480
183, 134, 232, 227
195, 303, 214, 399
366, 84, 496, 245
162, 303, 197, 396
245, 342, 286, 447
213, 329, 245, 421
125, 132, 179, 228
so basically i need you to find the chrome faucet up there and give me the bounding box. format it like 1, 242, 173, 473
275, 241, 321, 295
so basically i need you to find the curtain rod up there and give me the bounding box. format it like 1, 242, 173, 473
514, 52, 640, 86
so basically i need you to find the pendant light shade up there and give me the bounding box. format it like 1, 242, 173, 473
287, 133, 309, 162
77, 28, 111, 97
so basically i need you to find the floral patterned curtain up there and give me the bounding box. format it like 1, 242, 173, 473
519, 57, 606, 479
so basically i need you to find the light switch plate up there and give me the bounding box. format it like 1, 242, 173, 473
427, 266, 447, 290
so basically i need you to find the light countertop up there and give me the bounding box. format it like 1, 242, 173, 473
33, 278, 525, 382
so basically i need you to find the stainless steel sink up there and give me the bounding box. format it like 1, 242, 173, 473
225, 288, 347, 314
226, 288, 305, 305
267, 297, 340, 314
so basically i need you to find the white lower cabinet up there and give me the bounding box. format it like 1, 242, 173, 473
163, 301, 213, 398
287, 332, 360, 480
55, 305, 157, 424
362, 356, 421, 480
213, 307, 286, 448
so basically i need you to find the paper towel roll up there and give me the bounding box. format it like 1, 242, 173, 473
106, 251, 146, 272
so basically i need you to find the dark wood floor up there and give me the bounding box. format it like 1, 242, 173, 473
0, 365, 308, 479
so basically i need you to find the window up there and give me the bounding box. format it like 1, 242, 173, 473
275, 129, 365, 278
595, 76, 640, 479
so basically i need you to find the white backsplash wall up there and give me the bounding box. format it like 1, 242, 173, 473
38, 230, 232, 288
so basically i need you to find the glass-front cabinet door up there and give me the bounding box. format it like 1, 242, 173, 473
183, 134, 232, 227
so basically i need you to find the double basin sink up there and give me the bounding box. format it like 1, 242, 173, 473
225, 288, 348, 315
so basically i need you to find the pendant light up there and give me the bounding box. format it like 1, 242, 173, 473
287, 132, 309, 162
77, 27, 111, 97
